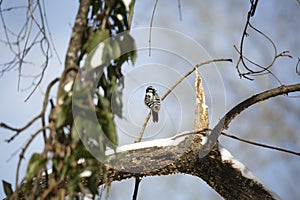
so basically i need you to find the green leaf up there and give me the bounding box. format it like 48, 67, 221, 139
120, 34, 137, 64
86, 172, 99, 195
71, 119, 81, 145
96, 94, 118, 147
2, 180, 13, 198
56, 104, 69, 128
26, 153, 46, 182
83, 29, 110, 54
74, 143, 94, 160
110, 39, 121, 60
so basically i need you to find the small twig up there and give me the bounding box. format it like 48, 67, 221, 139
296, 58, 300, 76
171, 129, 209, 140
40, 77, 59, 189
233, 45, 283, 85
236, 0, 259, 77
148, 0, 159, 56
15, 126, 49, 195
132, 177, 141, 200
41, 0, 62, 65
17, 0, 34, 91
135, 112, 151, 143
177, 0, 182, 21
161, 58, 232, 101
41, 77, 59, 139
221, 131, 300, 157
137, 58, 232, 142
235, 0, 292, 81
2, 115, 41, 143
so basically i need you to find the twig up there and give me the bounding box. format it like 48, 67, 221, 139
235, 0, 293, 81
132, 177, 141, 200
177, 0, 182, 21
148, 0, 159, 56
221, 131, 300, 157
135, 112, 151, 143
40, 77, 59, 189
41, 0, 62, 65
233, 45, 283, 85
200, 83, 300, 158
161, 58, 232, 101
235, 0, 290, 80
17, 0, 34, 91
296, 58, 300, 76
2, 115, 41, 142
236, 0, 259, 78
15, 126, 49, 195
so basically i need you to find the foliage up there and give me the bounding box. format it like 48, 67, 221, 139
50, 0, 137, 198
1, 0, 136, 199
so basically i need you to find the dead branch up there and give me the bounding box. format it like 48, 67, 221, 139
200, 83, 300, 158
148, 0, 159, 56
235, 0, 292, 80
221, 131, 300, 156
14, 126, 49, 197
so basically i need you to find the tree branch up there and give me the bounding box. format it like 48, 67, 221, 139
221, 131, 300, 156
200, 83, 300, 159
57, 0, 90, 98
96, 131, 278, 200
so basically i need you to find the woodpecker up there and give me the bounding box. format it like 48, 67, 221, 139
144, 86, 161, 122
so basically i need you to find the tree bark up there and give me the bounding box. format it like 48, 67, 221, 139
98, 133, 278, 200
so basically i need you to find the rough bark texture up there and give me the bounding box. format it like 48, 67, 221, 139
98, 136, 276, 200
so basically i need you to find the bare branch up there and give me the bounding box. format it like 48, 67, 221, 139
200, 83, 300, 158
177, 0, 182, 21
148, 0, 159, 56
132, 177, 141, 200
221, 131, 300, 156
0, 1, 53, 100
1, 115, 41, 143
14, 126, 49, 196
296, 58, 300, 76
235, 0, 292, 81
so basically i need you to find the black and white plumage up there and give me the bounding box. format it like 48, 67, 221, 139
144, 86, 161, 123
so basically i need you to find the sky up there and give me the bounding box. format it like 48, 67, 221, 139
0, 0, 300, 199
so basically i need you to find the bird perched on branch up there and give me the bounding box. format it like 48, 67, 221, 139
144, 86, 161, 122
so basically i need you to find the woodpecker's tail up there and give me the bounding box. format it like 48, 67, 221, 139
152, 111, 159, 123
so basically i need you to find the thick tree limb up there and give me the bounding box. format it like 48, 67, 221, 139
57, 0, 90, 99
98, 132, 278, 200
